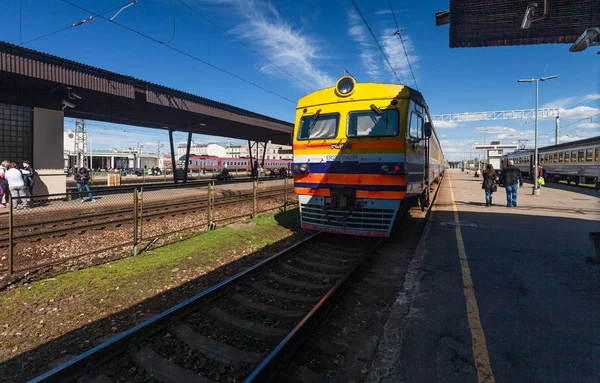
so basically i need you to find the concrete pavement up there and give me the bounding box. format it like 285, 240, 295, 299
368, 169, 600, 382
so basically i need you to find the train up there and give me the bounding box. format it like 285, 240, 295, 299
502, 136, 600, 188
292, 76, 444, 237
179, 155, 292, 174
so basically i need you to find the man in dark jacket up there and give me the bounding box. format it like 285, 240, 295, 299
74, 167, 96, 203
501, 160, 523, 207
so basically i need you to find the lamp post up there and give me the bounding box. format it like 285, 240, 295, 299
517, 75, 558, 195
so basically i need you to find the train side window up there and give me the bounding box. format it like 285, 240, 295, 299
347, 109, 399, 138
408, 112, 423, 140
586, 149, 593, 161
559, 152, 564, 162
564, 152, 570, 161
297, 113, 339, 140
578, 150, 584, 162
596, 148, 600, 162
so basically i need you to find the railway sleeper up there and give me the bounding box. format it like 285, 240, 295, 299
171, 323, 262, 366
208, 307, 288, 344
231, 292, 306, 319
133, 347, 215, 383
267, 272, 333, 291
281, 262, 344, 280
251, 282, 320, 303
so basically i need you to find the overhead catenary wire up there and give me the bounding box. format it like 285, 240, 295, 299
349, 0, 402, 84
160, 0, 176, 44
387, 0, 418, 90
60, 0, 295, 104
176, 0, 313, 92
20, 1, 133, 46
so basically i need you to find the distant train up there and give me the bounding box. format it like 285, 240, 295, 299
502, 136, 600, 188
292, 76, 444, 237
178, 155, 292, 173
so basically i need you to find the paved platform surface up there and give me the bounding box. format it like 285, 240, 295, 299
368, 169, 600, 382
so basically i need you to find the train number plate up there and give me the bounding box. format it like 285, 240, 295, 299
326, 154, 358, 162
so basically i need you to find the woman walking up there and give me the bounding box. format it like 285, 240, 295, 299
482, 163, 497, 207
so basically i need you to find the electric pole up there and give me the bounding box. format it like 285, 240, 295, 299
74, 118, 87, 169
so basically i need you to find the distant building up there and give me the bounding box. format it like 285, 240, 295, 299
237, 143, 293, 160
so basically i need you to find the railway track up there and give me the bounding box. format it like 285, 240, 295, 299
0, 188, 288, 244
29, 232, 382, 383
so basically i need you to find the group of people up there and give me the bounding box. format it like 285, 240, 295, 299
0, 161, 35, 209
481, 160, 524, 207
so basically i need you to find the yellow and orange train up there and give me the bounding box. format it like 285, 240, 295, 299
292, 76, 444, 237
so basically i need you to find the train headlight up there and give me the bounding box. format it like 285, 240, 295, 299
299, 163, 308, 172
292, 164, 299, 171
335, 76, 356, 97
381, 164, 390, 173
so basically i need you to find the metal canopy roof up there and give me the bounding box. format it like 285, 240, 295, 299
0, 41, 293, 145
436, 0, 600, 48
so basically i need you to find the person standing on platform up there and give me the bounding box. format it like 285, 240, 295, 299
501, 160, 523, 207
5, 162, 28, 209
0, 172, 8, 208
75, 167, 96, 203
482, 163, 497, 206
22, 161, 35, 196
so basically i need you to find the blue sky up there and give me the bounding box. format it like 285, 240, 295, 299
0, 0, 598, 160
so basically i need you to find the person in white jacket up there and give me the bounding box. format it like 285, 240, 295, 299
5, 162, 29, 209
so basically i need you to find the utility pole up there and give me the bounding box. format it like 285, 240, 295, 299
555, 116, 560, 145
518, 75, 558, 195
74, 118, 87, 169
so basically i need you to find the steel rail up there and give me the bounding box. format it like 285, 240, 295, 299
244, 237, 384, 382
0, 190, 289, 242
28, 232, 321, 383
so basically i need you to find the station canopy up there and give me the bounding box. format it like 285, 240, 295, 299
436, 0, 600, 48
0, 41, 293, 145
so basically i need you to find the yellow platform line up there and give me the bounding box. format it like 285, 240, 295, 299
448, 175, 495, 383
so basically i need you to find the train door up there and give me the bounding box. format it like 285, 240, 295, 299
406, 101, 426, 197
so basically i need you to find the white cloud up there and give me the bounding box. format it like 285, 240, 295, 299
576, 122, 600, 129
558, 105, 600, 120
474, 126, 515, 134
439, 139, 480, 160
219, 0, 334, 90
347, 13, 418, 85
434, 121, 461, 129
543, 94, 600, 120
380, 28, 418, 85
347, 12, 382, 80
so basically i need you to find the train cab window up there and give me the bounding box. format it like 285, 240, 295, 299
347, 109, 399, 137
559, 152, 564, 162
586, 149, 593, 161
297, 113, 339, 140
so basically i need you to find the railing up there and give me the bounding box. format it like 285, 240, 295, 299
0, 178, 297, 276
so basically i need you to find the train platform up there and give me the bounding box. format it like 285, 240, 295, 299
368, 169, 600, 382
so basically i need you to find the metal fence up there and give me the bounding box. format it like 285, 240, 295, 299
0, 178, 297, 276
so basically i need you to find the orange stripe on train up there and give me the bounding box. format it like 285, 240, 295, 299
294, 188, 405, 199
293, 140, 405, 150
294, 187, 331, 196
294, 173, 406, 186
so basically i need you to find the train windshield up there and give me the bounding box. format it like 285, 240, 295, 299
347, 109, 399, 137
297, 113, 339, 140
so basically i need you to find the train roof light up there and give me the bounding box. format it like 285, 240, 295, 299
335, 76, 355, 97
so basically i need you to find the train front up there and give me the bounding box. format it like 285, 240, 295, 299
292, 76, 407, 237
